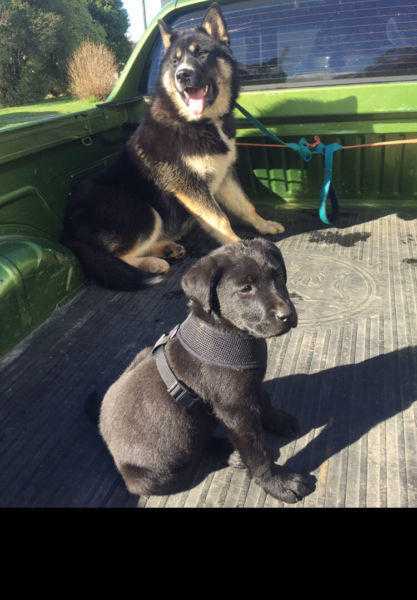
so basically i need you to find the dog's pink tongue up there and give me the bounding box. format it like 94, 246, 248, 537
187, 88, 205, 116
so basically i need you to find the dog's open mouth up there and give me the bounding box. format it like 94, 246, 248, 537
183, 85, 209, 117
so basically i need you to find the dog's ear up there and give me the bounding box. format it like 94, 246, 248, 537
268, 244, 287, 283
181, 255, 222, 313
158, 19, 174, 50
201, 3, 230, 45
255, 239, 287, 283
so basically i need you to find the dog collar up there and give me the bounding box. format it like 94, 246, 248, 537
177, 313, 267, 370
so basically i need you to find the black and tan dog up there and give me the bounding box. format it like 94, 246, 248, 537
63, 4, 284, 291
100, 239, 316, 503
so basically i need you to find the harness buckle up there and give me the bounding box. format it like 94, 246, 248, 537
152, 332, 168, 353
152, 324, 199, 409
167, 381, 190, 402
152, 324, 180, 354
167, 381, 198, 408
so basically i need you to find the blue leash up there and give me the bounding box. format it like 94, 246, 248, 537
234, 101, 342, 225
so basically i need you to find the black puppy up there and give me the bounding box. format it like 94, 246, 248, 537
100, 239, 316, 503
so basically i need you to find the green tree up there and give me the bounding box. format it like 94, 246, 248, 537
0, 1, 60, 105
87, 0, 131, 67
36, 0, 107, 96
0, 0, 105, 106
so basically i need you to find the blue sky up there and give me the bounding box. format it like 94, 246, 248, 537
123, 0, 163, 42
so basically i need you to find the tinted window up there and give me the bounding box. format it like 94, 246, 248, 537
143, 0, 417, 92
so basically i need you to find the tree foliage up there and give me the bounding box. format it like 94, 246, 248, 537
87, 0, 131, 67
0, 1, 60, 105
0, 0, 131, 106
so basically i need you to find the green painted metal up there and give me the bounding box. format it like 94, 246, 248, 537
234, 131, 417, 211
0, 98, 98, 131
1, 0, 417, 356
0, 99, 131, 355
0, 236, 80, 356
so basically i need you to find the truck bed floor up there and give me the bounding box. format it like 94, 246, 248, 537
2, 209, 417, 507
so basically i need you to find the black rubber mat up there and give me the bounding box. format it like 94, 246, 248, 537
1, 209, 417, 507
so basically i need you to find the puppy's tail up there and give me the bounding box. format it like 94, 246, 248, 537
65, 239, 165, 291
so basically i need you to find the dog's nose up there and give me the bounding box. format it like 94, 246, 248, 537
176, 68, 194, 84
271, 304, 293, 323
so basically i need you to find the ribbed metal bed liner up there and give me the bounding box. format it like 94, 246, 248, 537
1, 209, 417, 508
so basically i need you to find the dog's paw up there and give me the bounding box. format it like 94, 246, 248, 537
144, 257, 171, 273
266, 409, 299, 439
258, 466, 316, 503
256, 219, 285, 235
131, 256, 170, 273
163, 242, 186, 260
227, 450, 246, 469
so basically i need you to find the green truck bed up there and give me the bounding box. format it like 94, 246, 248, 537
1, 0, 417, 507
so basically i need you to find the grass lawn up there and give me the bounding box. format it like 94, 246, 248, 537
0, 96, 97, 130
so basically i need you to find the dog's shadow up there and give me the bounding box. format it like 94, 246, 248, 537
198, 345, 417, 488
136, 344, 417, 502
263, 345, 417, 474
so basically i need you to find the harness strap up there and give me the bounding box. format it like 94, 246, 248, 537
152, 326, 199, 409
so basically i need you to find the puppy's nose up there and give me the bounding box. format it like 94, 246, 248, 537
176, 68, 194, 84
271, 304, 292, 323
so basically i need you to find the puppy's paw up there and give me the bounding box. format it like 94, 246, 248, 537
258, 466, 316, 503
256, 219, 285, 235
266, 409, 299, 439
227, 450, 246, 469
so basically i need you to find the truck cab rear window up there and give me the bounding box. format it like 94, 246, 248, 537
142, 0, 417, 92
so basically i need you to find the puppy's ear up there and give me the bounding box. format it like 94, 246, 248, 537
158, 19, 174, 49
256, 239, 287, 283
181, 255, 222, 313
201, 3, 230, 45
268, 245, 287, 283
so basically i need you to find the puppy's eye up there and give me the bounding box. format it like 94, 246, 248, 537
172, 56, 179, 66
239, 284, 253, 294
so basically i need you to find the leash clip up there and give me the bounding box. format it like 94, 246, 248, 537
308, 135, 322, 149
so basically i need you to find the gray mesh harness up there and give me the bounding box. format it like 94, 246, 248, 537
152, 313, 267, 408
